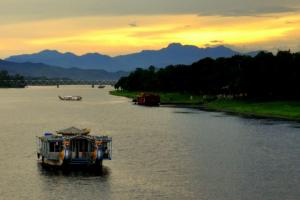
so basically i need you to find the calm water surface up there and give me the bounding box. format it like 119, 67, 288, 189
0, 86, 299, 200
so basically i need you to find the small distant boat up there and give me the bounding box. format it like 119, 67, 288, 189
135, 93, 160, 106
98, 85, 105, 89
58, 95, 82, 101
36, 127, 112, 168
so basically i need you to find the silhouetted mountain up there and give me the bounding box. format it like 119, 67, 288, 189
0, 60, 127, 80
6, 49, 115, 70
6, 44, 247, 72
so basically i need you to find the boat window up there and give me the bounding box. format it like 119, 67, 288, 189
102, 142, 107, 149
79, 140, 88, 152
49, 142, 62, 152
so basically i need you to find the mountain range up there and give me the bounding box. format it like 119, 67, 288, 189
5, 43, 257, 72
0, 60, 127, 80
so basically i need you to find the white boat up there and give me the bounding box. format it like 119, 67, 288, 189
58, 95, 82, 101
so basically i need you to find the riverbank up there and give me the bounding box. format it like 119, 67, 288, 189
110, 90, 300, 121
110, 90, 204, 105
205, 99, 300, 121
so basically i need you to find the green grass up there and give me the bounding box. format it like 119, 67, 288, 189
110, 90, 300, 120
109, 90, 204, 105
109, 90, 138, 99
205, 99, 300, 120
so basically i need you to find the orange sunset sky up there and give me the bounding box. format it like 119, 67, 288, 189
0, 0, 300, 58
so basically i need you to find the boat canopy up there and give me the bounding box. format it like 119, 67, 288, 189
56, 127, 90, 136
39, 134, 63, 142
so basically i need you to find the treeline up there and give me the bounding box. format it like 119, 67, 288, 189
115, 51, 300, 99
0, 70, 26, 88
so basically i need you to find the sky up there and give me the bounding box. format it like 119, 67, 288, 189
0, 0, 300, 58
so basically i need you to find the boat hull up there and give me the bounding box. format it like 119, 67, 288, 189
58, 96, 82, 101
39, 156, 103, 169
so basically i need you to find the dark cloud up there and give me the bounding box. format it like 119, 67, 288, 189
0, 0, 299, 23
285, 20, 300, 24
210, 40, 224, 44
129, 22, 138, 27
199, 6, 298, 16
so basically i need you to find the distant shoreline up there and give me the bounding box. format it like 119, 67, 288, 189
110, 90, 300, 122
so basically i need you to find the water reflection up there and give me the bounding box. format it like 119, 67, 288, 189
292, 125, 300, 129
36, 163, 112, 200
37, 163, 111, 178
173, 111, 198, 114
1, 86, 300, 200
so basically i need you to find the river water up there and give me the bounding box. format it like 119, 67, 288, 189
0, 86, 299, 200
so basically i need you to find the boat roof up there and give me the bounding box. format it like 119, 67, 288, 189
56, 127, 90, 136
38, 127, 112, 142
39, 135, 63, 142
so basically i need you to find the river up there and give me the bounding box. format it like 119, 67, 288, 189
0, 86, 299, 200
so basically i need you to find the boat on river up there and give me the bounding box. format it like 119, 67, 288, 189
98, 85, 105, 89
36, 127, 112, 168
58, 95, 82, 101
135, 93, 160, 106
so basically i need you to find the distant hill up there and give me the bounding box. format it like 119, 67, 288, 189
6, 43, 250, 72
0, 60, 127, 80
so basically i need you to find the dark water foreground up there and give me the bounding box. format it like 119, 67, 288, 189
0, 86, 299, 200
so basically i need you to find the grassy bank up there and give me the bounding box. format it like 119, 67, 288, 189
109, 90, 204, 105
205, 99, 300, 120
110, 90, 300, 121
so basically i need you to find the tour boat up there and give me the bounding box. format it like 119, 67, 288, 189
36, 127, 112, 168
135, 93, 160, 106
58, 95, 82, 101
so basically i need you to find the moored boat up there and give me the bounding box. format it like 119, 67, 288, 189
136, 93, 160, 106
58, 95, 82, 101
36, 127, 112, 168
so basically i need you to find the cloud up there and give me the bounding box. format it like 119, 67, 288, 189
129, 22, 138, 27
204, 40, 225, 47
0, 0, 299, 24
210, 40, 224, 44
199, 5, 298, 16
2, 0, 300, 59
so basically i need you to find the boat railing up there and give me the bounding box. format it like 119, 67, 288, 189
36, 136, 42, 154
47, 152, 60, 161
70, 152, 93, 160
